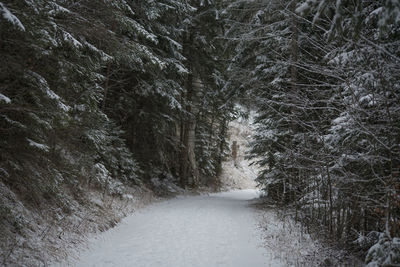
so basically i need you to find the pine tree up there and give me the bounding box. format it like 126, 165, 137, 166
225, 0, 399, 263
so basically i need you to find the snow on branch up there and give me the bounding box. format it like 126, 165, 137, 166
48, 3, 71, 16
26, 71, 71, 112
27, 138, 50, 152
120, 16, 158, 44
0, 2, 25, 31
0, 93, 11, 104
62, 31, 83, 48
84, 41, 113, 62
295, 0, 318, 15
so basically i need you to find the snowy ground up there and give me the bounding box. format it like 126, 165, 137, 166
54, 111, 334, 267
58, 190, 285, 267
58, 190, 337, 267
0, 182, 154, 266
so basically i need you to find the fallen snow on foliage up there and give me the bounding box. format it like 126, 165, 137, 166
258, 210, 323, 266
0, 93, 11, 103
27, 138, 50, 152
365, 236, 400, 266
48, 3, 71, 15
0, 182, 154, 266
27, 70, 71, 111
256, 203, 364, 266
0, 2, 25, 31
84, 41, 113, 62
62, 31, 83, 48
65, 190, 284, 267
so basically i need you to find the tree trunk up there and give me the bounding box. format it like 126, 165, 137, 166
179, 72, 199, 187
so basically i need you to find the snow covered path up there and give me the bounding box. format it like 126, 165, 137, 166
68, 189, 284, 267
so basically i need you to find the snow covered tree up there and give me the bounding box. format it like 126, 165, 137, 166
225, 0, 399, 262
223, 0, 334, 206
0, 0, 235, 193
296, 0, 400, 261
177, 0, 234, 187
0, 0, 142, 211
0, 0, 239, 264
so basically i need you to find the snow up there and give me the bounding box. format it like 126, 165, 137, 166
0, 93, 11, 103
93, 163, 111, 184
122, 194, 134, 201
366, 236, 400, 266
295, 0, 316, 15
165, 36, 183, 50
84, 41, 113, 61
360, 94, 377, 107
174, 61, 189, 74
64, 190, 284, 267
136, 44, 166, 69
124, 17, 158, 44
27, 71, 71, 111
1, 180, 153, 266
27, 138, 50, 152
220, 108, 259, 190
379, 0, 400, 26
368, 7, 383, 21
1, 115, 26, 129
51, 107, 331, 267
259, 211, 322, 266
48, 3, 71, 15
63, 31, 83, 48
0, 2, 25, 31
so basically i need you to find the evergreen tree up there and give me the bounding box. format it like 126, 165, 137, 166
224, 0, 400, 263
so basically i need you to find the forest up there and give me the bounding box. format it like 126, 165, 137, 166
0, 0, 399, 266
